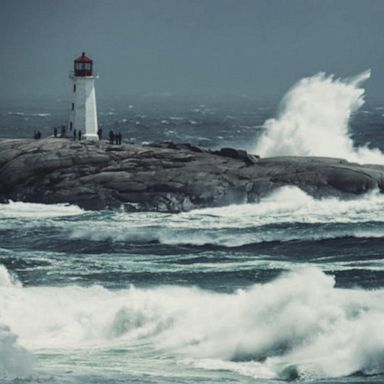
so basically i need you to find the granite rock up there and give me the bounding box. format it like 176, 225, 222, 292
0, 138, 383, 212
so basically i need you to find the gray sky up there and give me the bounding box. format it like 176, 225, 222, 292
1, 0, 384, 101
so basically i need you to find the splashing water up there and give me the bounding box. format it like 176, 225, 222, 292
67, 187, 384, 247
0, 267, 33, 379
0, 264, 384, 380
255, 70, 384, 164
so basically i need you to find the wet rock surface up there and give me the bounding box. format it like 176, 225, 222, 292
0, 138, 383, 212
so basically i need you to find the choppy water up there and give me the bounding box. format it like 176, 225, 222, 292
0, 187, 384, 383
1, 72, 384, 383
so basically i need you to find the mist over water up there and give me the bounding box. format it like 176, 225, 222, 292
255, 70, 384, 163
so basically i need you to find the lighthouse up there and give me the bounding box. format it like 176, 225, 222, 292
68, 52, 98, 140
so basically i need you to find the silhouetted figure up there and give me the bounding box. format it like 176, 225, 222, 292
118, 132, 122, 145
61, 125, 66, 138
54, 127, 58, 138
34, 130, 42, 139
109, 129, 114, 144
114, 132, 119, 145
73, 129, 77, 140
97, 128, 103, 140
78, 130, 82, 141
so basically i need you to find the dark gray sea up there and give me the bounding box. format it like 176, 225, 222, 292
0, 73, 384, 383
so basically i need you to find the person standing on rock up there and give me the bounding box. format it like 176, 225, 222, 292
54, 127, 58, 138
109, 129, 114, 144
118, 132, 122, 145
97, 128, 103, 140
78, 130, 82, 141
73, 129, 77, 141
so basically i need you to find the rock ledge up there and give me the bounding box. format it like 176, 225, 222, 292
0, 138, 383, 212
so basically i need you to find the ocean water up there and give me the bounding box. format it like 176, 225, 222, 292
1, 72, 384, 383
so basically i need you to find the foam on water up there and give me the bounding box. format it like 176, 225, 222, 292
0, 201, 84, 219
68, 187, 384, 246
0, 325, 33, 379
187, 186, 384, 225
0, 266, 33, 379
0, 265, 21, 288
0, 265, 383, 380
254, 70, 384, 164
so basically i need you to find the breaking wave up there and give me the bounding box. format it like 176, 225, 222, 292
68, 187, 384, 246
0, 265, 383, 380
0, 266, 33, 379
0, 201, 84, 219
255, 70, 384, 164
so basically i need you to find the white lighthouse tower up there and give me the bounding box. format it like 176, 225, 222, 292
68, 52, 99, 140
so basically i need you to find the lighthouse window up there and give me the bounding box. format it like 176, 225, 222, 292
71, 103, 74, 110
73, 84, 76, 92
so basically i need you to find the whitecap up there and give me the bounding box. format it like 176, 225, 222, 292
254, 70, 384, 164
0, 265, 383, 380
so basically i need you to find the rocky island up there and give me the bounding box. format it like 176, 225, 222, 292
0, 138, 383, 212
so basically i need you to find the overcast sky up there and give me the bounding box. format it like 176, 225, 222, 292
1, 0, 384, 101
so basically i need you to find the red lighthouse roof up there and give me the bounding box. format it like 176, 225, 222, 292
74, 52, 93, 77
75, 52, 92, 63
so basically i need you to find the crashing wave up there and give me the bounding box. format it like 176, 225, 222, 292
68, 187, 384, 246
0, 264, 383, 380
254, 70, 384, 164
0, 266, 33, 379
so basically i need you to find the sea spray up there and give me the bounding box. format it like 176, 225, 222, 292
68, 187, 384, 246
0, 325, 33, 379
0, 264, 21, 287
0, 266, 33, 379
255, 70, 384, 163
0, 201, 84, 219
0, 265, 383, 380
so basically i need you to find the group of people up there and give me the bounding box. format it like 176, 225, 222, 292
43, 126, 123, 144
53, 125, 67, 138
109, 129, 123, 145
33, 130, 42, 139
72, 129, 82, 141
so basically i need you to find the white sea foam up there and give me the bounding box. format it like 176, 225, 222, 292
7, 112, 50, 117
0, 267, 33, 379
0, 265, 383, 380
254, 70, 384, 164
0, 265, 21, 288
69, 187, 384, 246
187, 186, 384, 225
0, 325, 33, 379
0, 201, 84, 219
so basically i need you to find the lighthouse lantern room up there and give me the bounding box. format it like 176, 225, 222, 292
69, 52, 98, 140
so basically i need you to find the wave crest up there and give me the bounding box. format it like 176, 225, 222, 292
254, 70, 384, 164
0, 267, 32, 379
1, 265, 384, 380
68, 187, 384, 246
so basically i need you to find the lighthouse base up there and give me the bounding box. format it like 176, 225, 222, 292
83, 133, 99, 141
